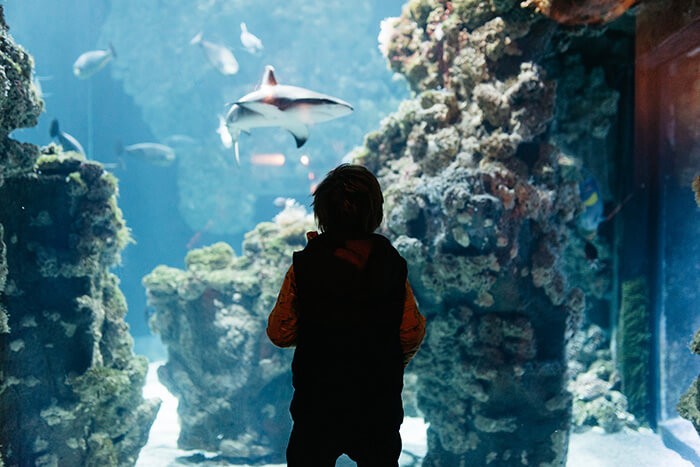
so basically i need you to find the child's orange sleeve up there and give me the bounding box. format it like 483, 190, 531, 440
267, 265, 299, 347
400, 281, 425, 367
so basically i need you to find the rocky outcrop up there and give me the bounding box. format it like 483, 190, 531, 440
0, 7, 158, 465
143, 202, 314, 462
678, 330, 700, 435
568, 324, 637, 432
350, 0, 629, 464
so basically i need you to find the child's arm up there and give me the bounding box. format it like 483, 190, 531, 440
266, 265, 299, 347
400, 281, 426, 367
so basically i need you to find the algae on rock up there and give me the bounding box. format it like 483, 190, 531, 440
617, 278, 652, 424
678, 330, 700, 436
0, 153, 160, 466
353, 0, 631, 464
143, 202, 314, 462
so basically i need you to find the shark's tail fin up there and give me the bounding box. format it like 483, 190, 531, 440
234, 140, 241, 167
49, 119, 59, 138
190, 32, 203, 45
108, 43, 117, 59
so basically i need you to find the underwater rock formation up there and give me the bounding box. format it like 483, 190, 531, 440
567, 324, 637, 432
351, 0, 631, 464
694, 174, 700, 206
0, 8, 158, 464
143, 202, 314, 462
521, 0, 636, 25
100, 0, 407, 235
678, 330, 700, 436
0, 151, 160, 466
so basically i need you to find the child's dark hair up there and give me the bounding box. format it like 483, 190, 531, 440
312, 164, 383, 235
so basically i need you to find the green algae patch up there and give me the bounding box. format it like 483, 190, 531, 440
185, 242, 235, 271
617, 278, 651, 425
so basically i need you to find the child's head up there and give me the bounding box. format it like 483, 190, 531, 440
312, 164, 383, 235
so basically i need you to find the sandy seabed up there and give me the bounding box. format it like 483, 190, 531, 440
136, 360, 695, 467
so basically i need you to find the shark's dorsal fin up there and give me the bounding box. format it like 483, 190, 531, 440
261, 65, 277, 86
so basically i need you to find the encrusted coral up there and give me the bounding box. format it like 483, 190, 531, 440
0, 8, 42, 139
143, 203, 314, 461
350, 0, 631, 463
568, 324, 638, 432
678, 330, 700, 435
521, 0, 636, 25
0, 154, 159, 466
693, 174, 700, 206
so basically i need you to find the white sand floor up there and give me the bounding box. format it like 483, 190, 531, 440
136, 361, 696, 467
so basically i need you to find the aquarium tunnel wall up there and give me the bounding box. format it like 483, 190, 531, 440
1, 1, 700, 466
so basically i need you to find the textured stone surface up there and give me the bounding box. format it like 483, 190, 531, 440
678, 330, 700, 436
350, 0, 632, 464
0, 7, 157, 465
568, 324, 638, 433
143, 203, 314, 462
0, 153, 160, 466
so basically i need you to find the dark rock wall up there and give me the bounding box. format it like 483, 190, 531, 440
143, 205, 314, 462
0, 7, 158, 466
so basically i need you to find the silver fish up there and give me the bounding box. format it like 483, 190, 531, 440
73, 44, 116, 79
225, 65, 353, 165
50, 119, 85, 155
118, 142, 175, 166
190, 32, 239, 76
240, 23, 263, 54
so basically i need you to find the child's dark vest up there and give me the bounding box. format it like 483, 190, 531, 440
290, 232, 407, 427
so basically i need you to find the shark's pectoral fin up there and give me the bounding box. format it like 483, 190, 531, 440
284, 121, 309, 148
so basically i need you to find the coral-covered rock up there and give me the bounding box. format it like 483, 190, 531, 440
351, 0, 630, 464
0, 7, 42, 139
0, 154, 159, 466
143, 202, 314, 462
521, 0, 635, 25
678, 330, 700, 436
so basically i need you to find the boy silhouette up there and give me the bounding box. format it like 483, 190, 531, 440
267, 164, 426, 466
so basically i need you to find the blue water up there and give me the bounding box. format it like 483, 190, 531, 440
5, 0, 407, 336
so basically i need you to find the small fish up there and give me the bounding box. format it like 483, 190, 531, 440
240, 22, 263, 54
217, 115, 233, 149
578, 176, 604, 234
117, 142, 175, 166
73, 44, 116, 79
50, 119, 85, 156
225, 65, 353, 166
584, 241, 598, 261
190, 32, 239, 76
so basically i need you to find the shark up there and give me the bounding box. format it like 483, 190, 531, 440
224, 65, 353, 165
